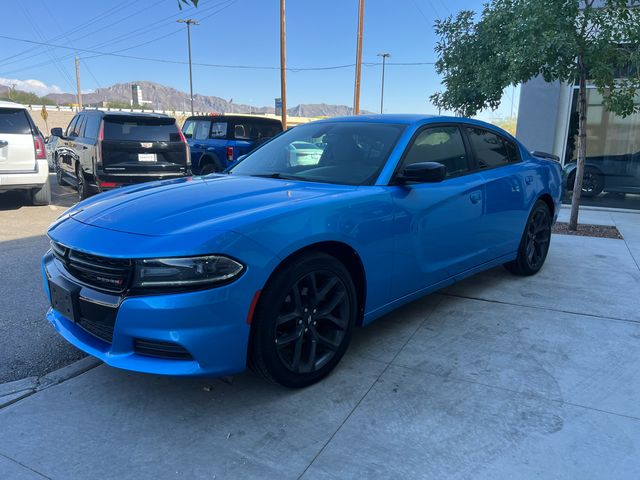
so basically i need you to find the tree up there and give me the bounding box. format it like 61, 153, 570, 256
431, 0, 640, 230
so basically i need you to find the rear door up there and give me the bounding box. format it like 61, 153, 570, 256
101, 115, 187, 177
0, 108, 35, 172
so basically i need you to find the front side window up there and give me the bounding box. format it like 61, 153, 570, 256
66, 116, 79, 137
466, 127, 516, 168
403, 126, 469, 177
229, 121, 406, 185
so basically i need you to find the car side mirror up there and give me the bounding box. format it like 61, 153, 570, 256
398, 162, 446, 184
51, 127, 64, 138
183, 133, 192, 139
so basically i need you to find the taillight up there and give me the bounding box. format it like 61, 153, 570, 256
177, 128, 191, 167
226, 146, 234, 162
34, 134, 46, 160
96, 121, 104, 166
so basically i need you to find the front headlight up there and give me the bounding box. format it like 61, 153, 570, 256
132, 255, 244, 288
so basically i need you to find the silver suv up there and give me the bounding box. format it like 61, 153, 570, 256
0, 101, 50, 205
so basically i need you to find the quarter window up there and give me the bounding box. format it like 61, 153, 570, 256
403, 126, 470, 177
466, 127, 519, 168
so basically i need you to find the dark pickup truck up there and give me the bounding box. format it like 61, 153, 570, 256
182, 115, 282, 174
53, 110, 190, 199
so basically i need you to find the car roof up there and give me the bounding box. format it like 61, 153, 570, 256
311, 114, 515, 138
83, 110, 170, 120
185, 115, 282, 125
0, 100, 27, 110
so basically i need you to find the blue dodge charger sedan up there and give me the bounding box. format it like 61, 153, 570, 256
42, 115, 562, 387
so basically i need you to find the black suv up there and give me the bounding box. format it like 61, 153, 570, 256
52, 110, 190, 199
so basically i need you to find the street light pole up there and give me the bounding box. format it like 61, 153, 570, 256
177, 19, 198, 116
353, 0, 365, 115
377, 53, 390, 114
280, 0, 288, 129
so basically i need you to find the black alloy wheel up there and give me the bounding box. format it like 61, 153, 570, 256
55, 156, 66, 186
505, 200, 551, 276
76, 165, 89, 200
250, 253, 357, 388
274, 271, 349, 374
580, 170, 604, 197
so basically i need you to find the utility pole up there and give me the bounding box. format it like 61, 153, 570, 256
279, 0, 287, 129
353, 0, 365, 115
75, 57, 83, 111
377, 53, 390, 114
177, 19, 198, 116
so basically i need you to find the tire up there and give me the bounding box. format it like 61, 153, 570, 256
199, 162, 216, 175
249, 252, 358, 388
76, 165, 90, 200
30, 177, 51, 206
567, 168, 604, 197
504, 200, 552, 276
55, 156, 67, 186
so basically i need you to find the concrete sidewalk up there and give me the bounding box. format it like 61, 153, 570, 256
1, 207, 639, 479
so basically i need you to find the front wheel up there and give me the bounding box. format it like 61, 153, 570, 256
504, 200, 551, 276
76, 165, 90, 200
249, 253, 357, 388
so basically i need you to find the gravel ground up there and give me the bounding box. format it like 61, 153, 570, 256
0, 175, 85, 384
552, 221, 624, 239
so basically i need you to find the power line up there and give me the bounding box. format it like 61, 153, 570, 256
0, 0, 237, 76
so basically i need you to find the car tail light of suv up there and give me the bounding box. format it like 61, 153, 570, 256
96, 121, 104, 167
226, 146, 234, 162
178, 127, 191, 168
34, 133, 46, 160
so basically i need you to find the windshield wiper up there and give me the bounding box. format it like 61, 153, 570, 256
249, 173, 306, 181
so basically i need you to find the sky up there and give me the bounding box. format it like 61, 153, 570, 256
0, 0, 518, 120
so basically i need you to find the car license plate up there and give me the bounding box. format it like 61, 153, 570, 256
48, 278, 78, 322
138, 153, 157, 162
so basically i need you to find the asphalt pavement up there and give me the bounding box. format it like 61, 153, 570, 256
0, 174, 85, 384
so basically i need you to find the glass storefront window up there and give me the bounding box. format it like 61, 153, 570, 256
564, 87, 640, 209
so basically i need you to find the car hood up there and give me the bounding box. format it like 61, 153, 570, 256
66, 174, 355, 236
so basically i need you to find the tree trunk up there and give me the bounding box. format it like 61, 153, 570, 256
569, 68, 588, 231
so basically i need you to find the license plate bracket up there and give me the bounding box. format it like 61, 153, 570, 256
138, 153, 157, 162
49, 277, 80, 322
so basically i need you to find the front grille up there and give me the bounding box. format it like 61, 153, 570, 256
134, 339, 193, 360
51, 241, 132, 293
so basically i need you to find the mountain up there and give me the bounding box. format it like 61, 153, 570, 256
44, 80, 368, 117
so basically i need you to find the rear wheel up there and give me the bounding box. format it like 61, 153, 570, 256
249, 253, 357, 388
30, 177, 51, 206
567, 168, 604, 197
76, 165, 90, 200
504, 200, 551, 276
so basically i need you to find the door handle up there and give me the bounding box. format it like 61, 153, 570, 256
525, 175, 533, 185
470, 192, 482, 204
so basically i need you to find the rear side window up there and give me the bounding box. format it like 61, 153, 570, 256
466, 127, 519, 168
0, 108, 32, 134
84, 115, 101, 139
233, 121, 281, 141
104, 118, 180, 142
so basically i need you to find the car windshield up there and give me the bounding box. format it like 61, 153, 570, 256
228, 121, 405, 185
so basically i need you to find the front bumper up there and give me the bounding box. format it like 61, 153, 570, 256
42, 250, 252, 377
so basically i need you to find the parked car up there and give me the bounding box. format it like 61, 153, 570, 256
564, 152, 640, 197
182, 115, 282, 174
287, 141, 324, 165
42, 115, 562, 387
52, 110, 190, 200
45, 134, 60, 171
0, 100, 50, 205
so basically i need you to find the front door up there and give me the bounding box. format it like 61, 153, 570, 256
390, 125, 486, 299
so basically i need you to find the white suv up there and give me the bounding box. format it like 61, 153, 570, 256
0, 101, 50, 205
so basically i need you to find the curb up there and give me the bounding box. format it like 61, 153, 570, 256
0, 357, 102, 409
